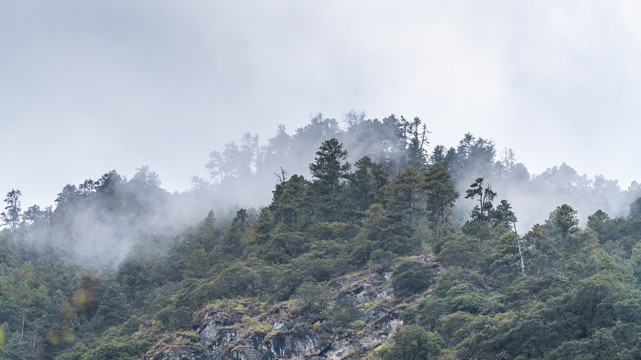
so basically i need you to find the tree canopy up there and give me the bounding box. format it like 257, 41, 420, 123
0, 115, 640, 359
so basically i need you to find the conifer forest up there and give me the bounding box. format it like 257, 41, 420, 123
1, 115, 641, 359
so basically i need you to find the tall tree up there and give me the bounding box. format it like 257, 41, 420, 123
22, 205, 47, 226
309, 138, 351, 221
429, 145, 447, 166
206, 142, 249, 182
95, 170, 124, 196
292, 114, 340, 170
490, 199, 517, 228
465, 178, 496, 223
270, 174, 311, 231
552, 204, 579, 239
384, 166, 424, 225
423, 163, 458, 244
258, 125, 291, 177
78, 179, 96, 197
130, 166, 161, 190
216, 209, 248, 260
490, 199, 525, 276
309, 138, 351, 193
52, 184, 79, 225
629, 197, 641, 219
586, 210, 611, 241
1, 189, 22, 231
404, 117, 429, 171
348, 156, 389, 214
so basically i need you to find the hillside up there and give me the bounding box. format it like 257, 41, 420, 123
142, 262, 410, 359
1, 116, 641, 359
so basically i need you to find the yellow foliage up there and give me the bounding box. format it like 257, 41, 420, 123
46, 326, 75, 346
151, 320, 164, 331
62, 302, 74, 319
72, 289, 95, 310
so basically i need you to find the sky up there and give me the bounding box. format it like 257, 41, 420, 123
1, 1, 641, 209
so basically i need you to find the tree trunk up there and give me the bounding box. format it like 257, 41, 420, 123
20, 313, 25, 341
31, 322, 38, 354
513, 222, 526, 277
434, 211, 440, 245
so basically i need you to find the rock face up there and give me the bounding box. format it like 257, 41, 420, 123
191, 304, 332, 360
142, 263, 435, 360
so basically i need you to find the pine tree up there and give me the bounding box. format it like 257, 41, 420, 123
309, 138, 350, 193
424, 163, 458, 244
465, 178, 496, 223
552, 204, 579, 239
1, 189, 22, 231
309, 138, 351, 221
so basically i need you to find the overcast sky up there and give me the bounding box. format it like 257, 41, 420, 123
1, 1, 640, 208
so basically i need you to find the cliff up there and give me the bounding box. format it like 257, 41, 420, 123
142, 258, 436, 360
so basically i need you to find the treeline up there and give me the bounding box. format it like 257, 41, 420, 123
4, 113, 637, 260
193, 113, 433, 209
199, 113, 640, 228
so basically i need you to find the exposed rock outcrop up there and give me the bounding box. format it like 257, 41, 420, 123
143, 261, 436, 360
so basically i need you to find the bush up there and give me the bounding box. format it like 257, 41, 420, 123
432, 267, 484, 297
292, 241, 351, 282
293, 282, 331, 313
445, 283, 485, 314
378, 326, 443, 360
370, 249, 397, 274
308, 222, 359, 241
438, 235, 482, 269
416, 297, 451, 330
79, 335, 156, 360
349, 237, 372, 266
328, 295, 361, 328
264, 232, 308, 263
216, 263, 262, 297
156, 305, 193, 330
392, 260, 432, 298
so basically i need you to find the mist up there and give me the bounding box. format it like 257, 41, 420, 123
189, 114, 641, 235
6, 113, 639, 269
11, 167, 243, 268
4, 2, 641, 358
3, 2, 641, 212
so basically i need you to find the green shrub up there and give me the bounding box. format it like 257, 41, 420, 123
79, 335, 156, 360
417, 297, 451, 330
378, 326, 443, 360
328, 295, 361, 328
438, 235, 482, 269
446, 283, 485, 314
392, 260, 432, 298
370, 249, 397, 273
293, 282, 331, 313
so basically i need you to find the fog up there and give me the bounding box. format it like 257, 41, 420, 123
3, 3, 641, 359
2, 1, 641, 210
195, 115, 641, 235
2, 1, 641, 264
4, 111, 638, 268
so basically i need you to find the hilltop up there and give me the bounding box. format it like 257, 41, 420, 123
1, 116, 641, 359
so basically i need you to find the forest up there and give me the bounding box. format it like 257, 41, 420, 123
1, 114, 641, 359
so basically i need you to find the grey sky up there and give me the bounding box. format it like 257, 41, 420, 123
1, 1, 640, 209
